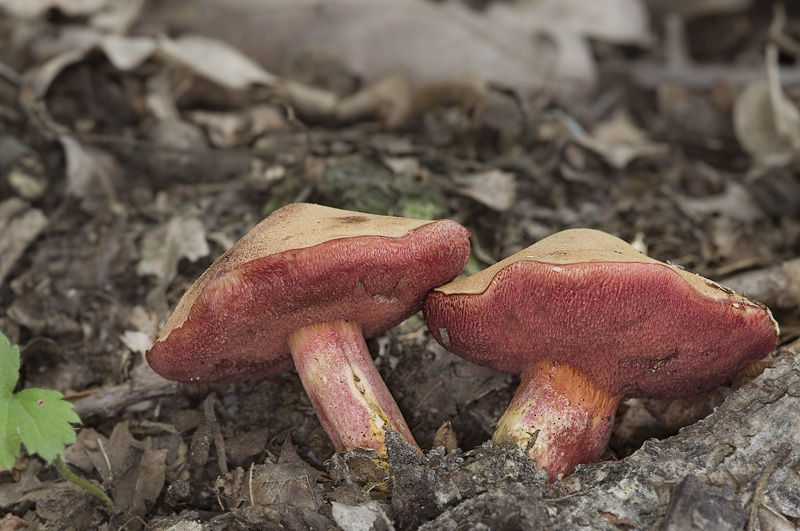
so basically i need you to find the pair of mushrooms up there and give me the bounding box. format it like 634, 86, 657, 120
147, 203, 779, 481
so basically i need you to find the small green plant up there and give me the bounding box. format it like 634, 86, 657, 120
0, 331, 113, 507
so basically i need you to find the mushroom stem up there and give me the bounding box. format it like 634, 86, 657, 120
492, 359, 621, 482
287, 319, 418, 456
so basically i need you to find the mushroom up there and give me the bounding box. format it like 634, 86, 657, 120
423, 229, 779, 481
147, 203, 471, 455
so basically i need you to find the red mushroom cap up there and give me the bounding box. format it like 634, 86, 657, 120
147, 203, 472, 383
424, 228, 779, 399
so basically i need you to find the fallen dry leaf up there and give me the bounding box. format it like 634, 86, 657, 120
676, 182, 765, 224
0, 513, 27, 531
331, 500, 394, 531
585, 108, 670, 169
137, 215, 210, 318
89, 0, 144, 33
0, 135, 48, 200
733, 45, 800, 164
22, 29, 276, 101
483, 0, 651, 45
216, 440, 325, 522
722, 258, 800, 311
113, 437, 167, 530
136, 215, 210, 283
156, 34, 278, 90
144, 0, 597, 101
0, 0, 109, 18
0, 198, 48, 288
432, 421, 459, 454
59, 135, 123, 214
450, 169, 517, 211
187, 105, 289, 148
0, 460, 43, 510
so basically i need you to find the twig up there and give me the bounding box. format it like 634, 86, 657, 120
747, 442, 792, 531
249, 462, 255, 506
118, 516, 151, 530
203, 393, 229, 475
69, 363, 181, 419
97, 438, 113, 481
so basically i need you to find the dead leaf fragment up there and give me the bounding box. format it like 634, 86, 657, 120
484, 0, 651, 45
585, 109, 670, 168
451, 169, 517, 211
114, 438, 167, 529
331, 501, 394, 531
90, 0, 145, 33
145, 0, 597, 100
99, 34, 158, 70
432, 421, 459, 454
157, 34, 277, 90
335, 72, 413, 128
0, 198, 48, 288
79, 421, 167, 530
0, 513, 27, 531
216, 454, 323, 512
722, 258, 800, 311
0, 0, 110, 18
187, 105, 288, 148
676, 182, 764, 224
137, 215, 210, 282
59, 135, 123, 214
137, 215, 210, 317
733, 45, 800, 164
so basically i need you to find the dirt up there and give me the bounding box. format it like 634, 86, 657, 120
1, 1, 800, 530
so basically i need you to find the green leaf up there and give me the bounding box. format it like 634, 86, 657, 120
0, 332, 81, 470
0, 397, 21, 470
0, 332, 20, 397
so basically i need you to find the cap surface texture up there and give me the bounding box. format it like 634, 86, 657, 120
424, 228, 779, 399
148, 203, 472, 383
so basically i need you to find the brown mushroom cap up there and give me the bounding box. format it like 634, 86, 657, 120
424, 229, 779, 399
147, 203, 472, 383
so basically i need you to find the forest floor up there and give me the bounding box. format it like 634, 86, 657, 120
1, 1, 800, 529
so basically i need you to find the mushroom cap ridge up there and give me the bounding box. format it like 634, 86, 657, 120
147, 203, 472, 383
424, 229, 779, 399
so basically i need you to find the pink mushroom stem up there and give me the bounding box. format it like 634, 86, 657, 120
288, 319, 417, 455
492, 359, 621, 482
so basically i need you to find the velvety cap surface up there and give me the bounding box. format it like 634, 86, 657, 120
147, 203, 471, 383
424, 229, 779, 399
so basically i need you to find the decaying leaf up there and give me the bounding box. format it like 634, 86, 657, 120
0, 0, 110, 18
722, 258, 800, 311
187, 105, 289, 148
331, 500, 394, 531
59, 135, 123, 214
733, 45, 800, 164
136, 216, 210, 283
21, 30, 277, 102
0, 198, 48, 288
144, 0, 598, 101
113, 437, 167, 529
78, 421, 167, 530
137, 215, 210, 318
676, 182, 765, 224
584, 108, 670, 168
482, 0, 651, 45
157, 34, 278, 90
215, 440, 326, 527
450, 169, 517, 211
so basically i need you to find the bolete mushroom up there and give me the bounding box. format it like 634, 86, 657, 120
147, 203, 471, 456
423, 229, 779, 481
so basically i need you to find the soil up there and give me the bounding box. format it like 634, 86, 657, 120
1, 1, 800, 530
